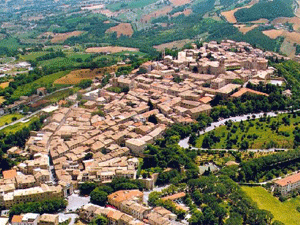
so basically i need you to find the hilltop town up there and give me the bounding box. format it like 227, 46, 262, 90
0, 39, 296, 225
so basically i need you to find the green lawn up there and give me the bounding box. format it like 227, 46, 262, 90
242, 186, 300, 225
196, 113, 299, 149
11, 70, 70, 99
1, 116, 38, 134
0, 114, 23, 127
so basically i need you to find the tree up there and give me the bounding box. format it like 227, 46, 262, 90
137, 67, 147, 74
240, 140, 249, 150
77, 79, 92, 89
148, 114, 158, 124
91, 216, 108, 225
148, 100, 154, 110
189, 133, 197, 146
84, 152, 93, 160
79, 182, 96, 195
90, 188, 108, 206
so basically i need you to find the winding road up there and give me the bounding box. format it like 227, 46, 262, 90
179, 110, 296, 151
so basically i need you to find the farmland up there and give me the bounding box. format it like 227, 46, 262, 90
51, 31, 84, 43
54, 66, 119, 85
106, 0, 158, 11
234, 24, 258, 34
221, 0, 259, 23
11, 71, 70, 99
169, 0, 191, 6
106, 23, 134, 37
196, 113, 300, 149
242, 186, 300, 225
141, 6, 173, 23
85, 46, 139, 54
0, 82, 9, 89
154, 39, 193, 51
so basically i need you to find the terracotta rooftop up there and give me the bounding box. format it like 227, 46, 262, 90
11, 215, 23, 223
275, 173, 300, 187
2, 169, 17, 179
161, 192, 186, 201
231, 87, 269, 98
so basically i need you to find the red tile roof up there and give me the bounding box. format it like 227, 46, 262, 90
231, 88, 269, 98
275, 173, 300, 186
2, 169, 17, 179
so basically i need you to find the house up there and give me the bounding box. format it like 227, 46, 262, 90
187, 104, 212, 119
12, 213, 40, 225
274, 173, 300, 195
37, 87, 47, 96
125, 139, 146, 155
38, 214, 59, 225
108, 190, 143, 209
120, 200, 151, 220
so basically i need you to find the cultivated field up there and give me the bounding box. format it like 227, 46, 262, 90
54, 66, 119, 85
221, 0, 259, 23
85, 46, 139, 53
141, 6, 173, 23
154, 39, 193, 51
251, 18, 269, 23
12, 71, 70, 99
170, 0, 191, 6
234, 24, 258, 34
263, 29, 284, 39
172, 9, 192, 17
296, 0, 300, 17
242, 186, 300, 225
106, 23, 134, 38
280, 39, 296, 58
0, 82, 9, 89
263, 29, 300, 45
272, 17, 300, 31
51, 31, 83, 43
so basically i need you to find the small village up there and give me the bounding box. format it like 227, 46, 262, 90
0, 40, 297, 225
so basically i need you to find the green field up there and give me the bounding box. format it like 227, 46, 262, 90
196, 113, 299, 149
107, 0, 158, 11
0, 38, 23, 51
19, 51, 50, 61
242, 186, 300, 225
1, 116, 38, 134
11, 70, 70, 99
44, 87, 79, 103
0, 114, 23, 127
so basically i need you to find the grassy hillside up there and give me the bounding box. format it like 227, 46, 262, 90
242, 186, 300, 225
196, 113, 299, 149
234, 0, 294, 22
11, 70, 70, 99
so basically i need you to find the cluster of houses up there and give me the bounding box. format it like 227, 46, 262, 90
1, 213, 59, 225
79, 189, 185, 225
0, 40, 295, 224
